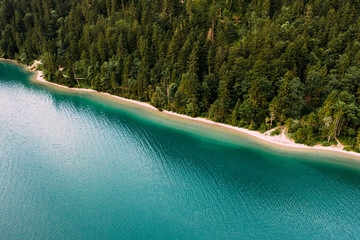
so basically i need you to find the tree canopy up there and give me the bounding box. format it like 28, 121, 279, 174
2, 0, 360, 150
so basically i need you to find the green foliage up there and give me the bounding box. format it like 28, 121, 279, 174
270, 128, 281, 136
151, 87, 166, 111
2, 0, 360, 146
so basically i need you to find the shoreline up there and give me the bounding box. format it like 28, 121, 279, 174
2, 58, 360, 160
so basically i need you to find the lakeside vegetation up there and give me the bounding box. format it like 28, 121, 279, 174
1, 0, 360, 151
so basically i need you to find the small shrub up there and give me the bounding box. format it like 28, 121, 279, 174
270, 128, 281, 136
343, 146, 360, 153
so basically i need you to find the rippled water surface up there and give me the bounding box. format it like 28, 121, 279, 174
1, 61, 360, 239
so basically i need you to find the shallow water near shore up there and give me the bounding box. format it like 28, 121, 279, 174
2, 60, 360, 239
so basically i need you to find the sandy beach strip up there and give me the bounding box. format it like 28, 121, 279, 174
2, 58, 360, 159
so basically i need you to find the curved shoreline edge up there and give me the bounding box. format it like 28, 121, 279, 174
2, 58, 360, 160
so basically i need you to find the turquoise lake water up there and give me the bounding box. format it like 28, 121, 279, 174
1, 61, 360, 239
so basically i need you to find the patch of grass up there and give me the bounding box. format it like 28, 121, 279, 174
270, 128, 281, 136
343, 146, 359, 153
337, 136, 356, 147
320, 139, 338, 147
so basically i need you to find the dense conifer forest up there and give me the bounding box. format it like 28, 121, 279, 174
2, 0, 360, 150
